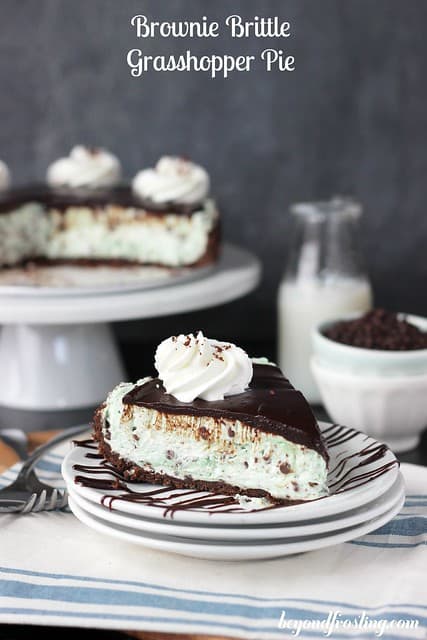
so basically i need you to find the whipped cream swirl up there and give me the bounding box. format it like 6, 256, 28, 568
155, 332, 253, 403
0, 160, 10, 191
132, 156, 209, 205
47, 145, 121, 188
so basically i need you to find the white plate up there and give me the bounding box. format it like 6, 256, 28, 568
62, 422, 399, 526
0, 262, 213, 297
68, 490, 405, 561
66, 473, 404, 541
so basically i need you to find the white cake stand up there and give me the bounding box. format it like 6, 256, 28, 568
0, 244, 261, 412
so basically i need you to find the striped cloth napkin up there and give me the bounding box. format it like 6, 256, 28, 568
0, 439, 425, 640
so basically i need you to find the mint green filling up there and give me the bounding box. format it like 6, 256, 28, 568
103, 380, 328, 502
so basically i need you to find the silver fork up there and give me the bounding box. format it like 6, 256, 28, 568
0, 424, 89, 514
0, 473, 61, 514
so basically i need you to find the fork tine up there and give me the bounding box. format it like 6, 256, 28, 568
21, 493, 38, 514
47, 489, 58, 511
0, 423, 88, 514
32, 490, 47, 513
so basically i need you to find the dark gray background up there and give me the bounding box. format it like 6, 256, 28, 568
1, 0, 426, 347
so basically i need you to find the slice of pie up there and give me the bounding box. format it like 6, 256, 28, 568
93, 333, 329, 503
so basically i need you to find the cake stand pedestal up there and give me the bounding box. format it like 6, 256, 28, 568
0, 245, 260, 428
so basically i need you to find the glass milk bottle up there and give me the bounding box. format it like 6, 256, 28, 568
277, 197, 373, 404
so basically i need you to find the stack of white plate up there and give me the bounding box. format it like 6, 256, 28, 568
61, 423, 405, 561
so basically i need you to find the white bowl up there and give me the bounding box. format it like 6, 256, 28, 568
311, 313, 427, 452
312, 313, 427, 376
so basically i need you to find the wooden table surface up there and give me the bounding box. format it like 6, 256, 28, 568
0, 430, 235, 640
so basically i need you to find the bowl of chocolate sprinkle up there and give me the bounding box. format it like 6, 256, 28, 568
311, 309, 427, 452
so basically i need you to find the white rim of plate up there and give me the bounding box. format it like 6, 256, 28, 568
61, 422, 400, 526
67, 491, 405, 561
0, 262, 214, 297
65, 472, 404, 541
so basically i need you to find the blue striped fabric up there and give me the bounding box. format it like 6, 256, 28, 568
0, 565, 425, 639
0, 447, 425, 639
349, 495, 427, 549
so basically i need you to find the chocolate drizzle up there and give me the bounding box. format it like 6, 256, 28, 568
322, 424, 399, 491
74, 438, 98, 450
123, 364, 329, 461
73, 439, 282, 516
71, 422, 398, 518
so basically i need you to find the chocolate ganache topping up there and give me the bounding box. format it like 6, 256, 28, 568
123, 363, 329, 461
0, 184, 206, 216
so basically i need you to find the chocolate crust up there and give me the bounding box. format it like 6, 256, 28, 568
91, 405, 301, 505
195, 216, 221, 267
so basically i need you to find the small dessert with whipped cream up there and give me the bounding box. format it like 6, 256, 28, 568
93, 332, 329, 504
0, 150, 220, 269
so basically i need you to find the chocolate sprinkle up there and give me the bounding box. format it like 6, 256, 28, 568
279, 462, 292, 474
324, 308, 427, 351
